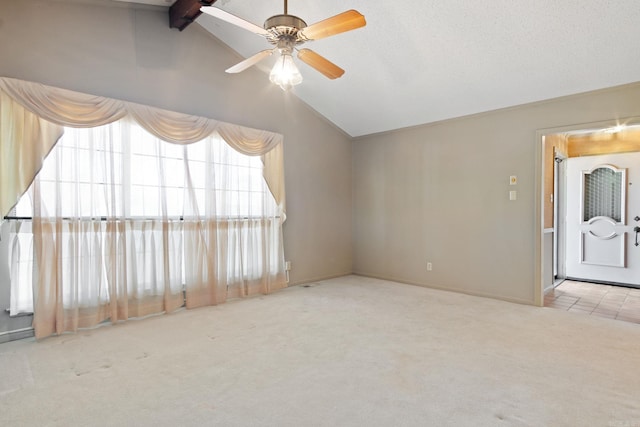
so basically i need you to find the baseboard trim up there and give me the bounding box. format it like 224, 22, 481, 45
352, 272, 535, 306
287, 272, 353, 287
0, 327, 35, 344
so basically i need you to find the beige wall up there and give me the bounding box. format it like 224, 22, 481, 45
353, 84, 640, 304
0, 0, 352, 333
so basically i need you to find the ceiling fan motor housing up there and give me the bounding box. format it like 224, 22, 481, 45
264, 14, 308, 47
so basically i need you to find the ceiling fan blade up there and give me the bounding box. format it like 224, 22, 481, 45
297, 49, 345, 80
200, 6, 269, 36
226, 49, 275, 73
300, 10, 366, 41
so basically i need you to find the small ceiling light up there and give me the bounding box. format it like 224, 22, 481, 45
604, 124, 625, 134
269, 47, 303, 91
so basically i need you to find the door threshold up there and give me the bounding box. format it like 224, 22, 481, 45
564, 277, 640, 289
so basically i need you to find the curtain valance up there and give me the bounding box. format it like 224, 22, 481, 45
0, 77, 285, 219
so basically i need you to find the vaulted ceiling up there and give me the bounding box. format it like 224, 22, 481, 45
113, 0, 640, 137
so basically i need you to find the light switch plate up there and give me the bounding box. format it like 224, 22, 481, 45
509, 190, 517, 201
509, 176, 517, 185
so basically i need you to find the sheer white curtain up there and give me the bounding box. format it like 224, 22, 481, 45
182, 135, 285, 307
0, 77, 287, 339
29, 121, 186, 336
15, 120, 285, 338
8, 221, 34, 315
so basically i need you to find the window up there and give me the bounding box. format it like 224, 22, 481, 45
9, 120, 282, 316
0, 77, 287, 338
583, 166, 625, 223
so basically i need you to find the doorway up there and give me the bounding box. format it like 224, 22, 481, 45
535, 118, 640, 307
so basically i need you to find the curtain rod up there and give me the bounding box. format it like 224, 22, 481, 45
3, 216, 281, 221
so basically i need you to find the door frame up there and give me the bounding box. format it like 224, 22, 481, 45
553, 151, 566, 282
534, 116, 640, 306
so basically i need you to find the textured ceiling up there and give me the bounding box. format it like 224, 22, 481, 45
118, 1, 640, 137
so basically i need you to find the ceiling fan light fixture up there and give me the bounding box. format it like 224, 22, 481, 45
269, 51, 303, 91
200, 2, 366, 89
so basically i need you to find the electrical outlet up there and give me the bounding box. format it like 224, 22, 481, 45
427, 262, 432, 271
285, 261, 291, 271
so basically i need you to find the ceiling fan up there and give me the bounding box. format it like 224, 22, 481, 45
200, 0, 366, 90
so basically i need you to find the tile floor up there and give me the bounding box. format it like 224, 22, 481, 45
545, 280, 640, 324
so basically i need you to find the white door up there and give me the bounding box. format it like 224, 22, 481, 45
565, 152, 640, 286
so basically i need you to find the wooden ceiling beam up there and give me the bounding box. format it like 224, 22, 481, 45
169, 0, 217, 31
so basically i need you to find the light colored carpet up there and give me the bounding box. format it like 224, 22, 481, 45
1, 275, 639, 426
